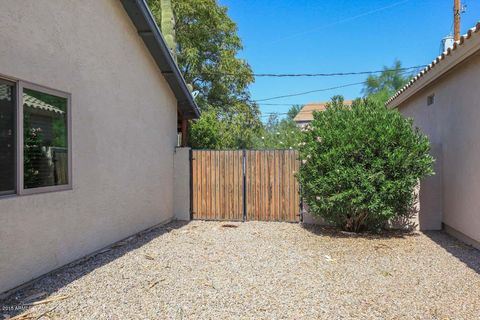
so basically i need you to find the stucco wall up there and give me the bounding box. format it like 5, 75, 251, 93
0, 0, 178, 292
397, 53, 480, 246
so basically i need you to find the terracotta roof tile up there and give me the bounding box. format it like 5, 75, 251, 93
294, 100, 353, 122
386, 22, 480, 106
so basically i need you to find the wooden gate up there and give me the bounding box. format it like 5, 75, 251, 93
191, 150, 244, 221
191, 149, 300, 222
245, 150, 300, 222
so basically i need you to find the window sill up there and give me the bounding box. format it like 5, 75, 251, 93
0, 186, 73, 200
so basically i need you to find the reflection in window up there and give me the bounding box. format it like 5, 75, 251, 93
23, 88, 68, 189
0, 81, 15, 194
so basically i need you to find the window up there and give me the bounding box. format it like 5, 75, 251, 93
427, 94, 435, 106
0, 79, 16, 195
0, 77, 71, 196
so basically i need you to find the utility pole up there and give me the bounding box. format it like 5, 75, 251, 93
454, 0, 461, 41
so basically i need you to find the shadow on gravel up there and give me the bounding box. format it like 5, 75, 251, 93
424, 231, 480, 274
300, 223, 419, 240
0, 220, 189, 318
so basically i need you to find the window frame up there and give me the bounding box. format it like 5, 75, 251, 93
0, 77, 17, 196
0, 75, 72, 197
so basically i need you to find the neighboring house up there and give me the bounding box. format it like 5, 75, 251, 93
294, 101, 353, 127
0, 0, 199, 293
387, 22, 480, 250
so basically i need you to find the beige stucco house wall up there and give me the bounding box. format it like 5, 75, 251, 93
0, 0, 197, 293
387, 23, 480, 249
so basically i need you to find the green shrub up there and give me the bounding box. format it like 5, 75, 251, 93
297, 97, 434, 232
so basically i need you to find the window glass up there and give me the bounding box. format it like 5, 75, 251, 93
23, 88, 68, 189
0, 81, 15, 194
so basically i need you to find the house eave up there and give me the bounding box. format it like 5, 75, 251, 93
120, 0, 200, 119
387, 22, 480, 109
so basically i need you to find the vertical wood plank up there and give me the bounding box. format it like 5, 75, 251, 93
257, 151, 261, 221
278, 151, 282, 221
192, 151, 197, 219
219, 151, 224, 220
233, 151, 237, 220
290, 150, 295, 222
215, 151, 219, 220
280, 150, 284, 221
224, 150, 229, 220
200, 151, 204, 219
229, 151, 236, 220
206, 150, 210, 219
294, 151, 300, 221
240, 151, 245, 220
239, 151, 241, 221
212, 151, 216, 220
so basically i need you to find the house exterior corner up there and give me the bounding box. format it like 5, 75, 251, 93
0, 0, 191, 293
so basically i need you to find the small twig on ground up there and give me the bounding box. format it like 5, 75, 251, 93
25, 295, 69, 306
148, 278, 165, 289
23, 292, 48, 304
34, 306, 58, 320
148, 281, 159, 289
373, 243, 393, 250
8, 311, 35, 320
221, 224, 239, 228
143, 254, 155, 260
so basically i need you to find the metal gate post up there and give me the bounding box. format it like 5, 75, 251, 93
242, 149, 247, 222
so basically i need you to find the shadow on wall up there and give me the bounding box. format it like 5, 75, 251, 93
0, 220, 189, 318
424, 231, 480, 275
387, 193, 420, 231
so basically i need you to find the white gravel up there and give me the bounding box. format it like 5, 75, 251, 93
1, 220, 480, 319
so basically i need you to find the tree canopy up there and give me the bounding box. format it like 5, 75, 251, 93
148, 0, 262, 149
254, 105, 302, 149
363, 60, 412, 104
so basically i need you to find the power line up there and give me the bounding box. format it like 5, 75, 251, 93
252, 68, 421, 102
249, 65, 425, 77
202, 65, 426, 78
253, 81, 366, 102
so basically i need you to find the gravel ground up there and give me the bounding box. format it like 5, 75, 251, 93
2, 220, 480, 320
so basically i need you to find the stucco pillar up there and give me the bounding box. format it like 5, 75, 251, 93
174, 147, 191, 221
418, 143, 443, 230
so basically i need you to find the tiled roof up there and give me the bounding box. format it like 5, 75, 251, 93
387, 22, 480, 106
294, 100, 353, 122
0, 84, 64, 114
23, 93, 65, 114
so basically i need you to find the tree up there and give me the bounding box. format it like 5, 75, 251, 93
297, 97, 434, 232
363, 60, 412, 104
190, 103, 261, 149
255, 105, 302, 149
148, 0, 262, 149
